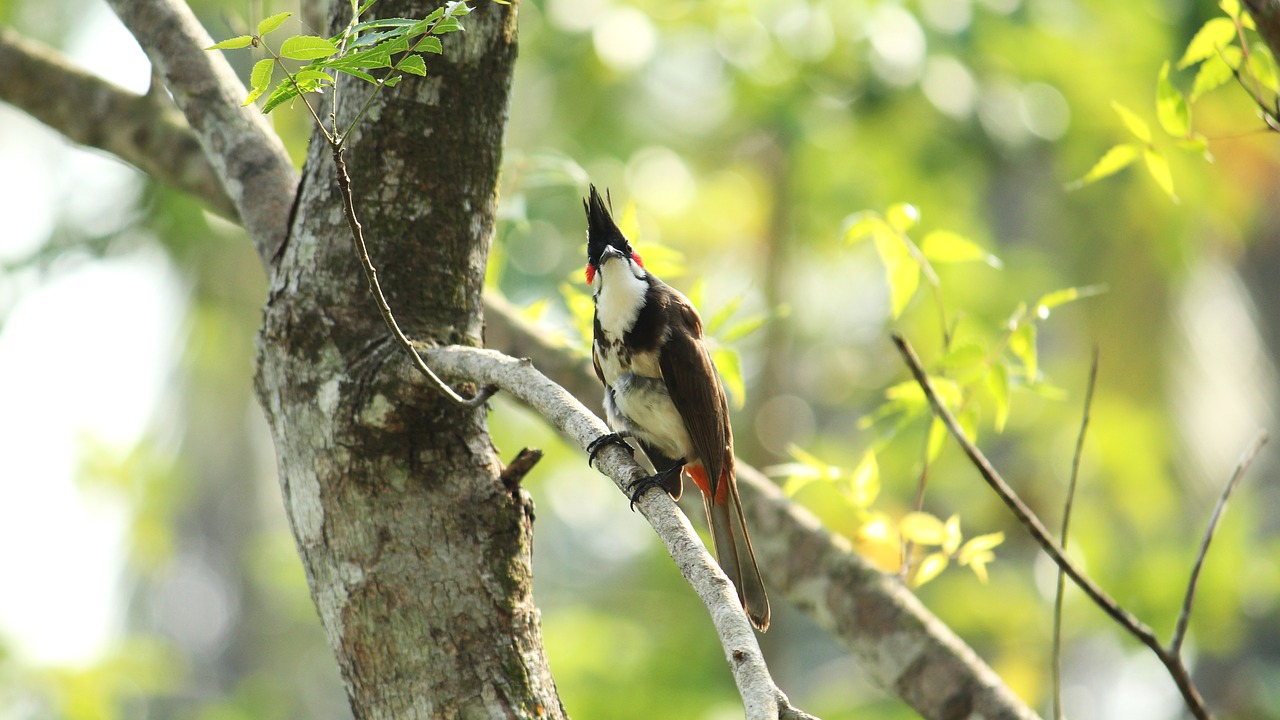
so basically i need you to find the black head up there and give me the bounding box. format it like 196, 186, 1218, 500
584, 184, 635, 273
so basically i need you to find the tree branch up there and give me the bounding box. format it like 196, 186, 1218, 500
0, 28, 236, 220
103, 0, 299, 264
1053, 346, 1099, 720
1171, 430, 1268, 653
481, 296, 1041, 720
416, 344, 815, 720
891, 332, 1218, 720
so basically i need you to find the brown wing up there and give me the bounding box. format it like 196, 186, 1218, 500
657, 290, 733, 495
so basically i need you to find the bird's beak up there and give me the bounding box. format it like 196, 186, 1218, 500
600, 245, 626, 264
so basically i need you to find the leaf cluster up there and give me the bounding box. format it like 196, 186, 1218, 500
1073, 0, 1280, 201
771, 203, 1101, 587
206, 0, 472, 115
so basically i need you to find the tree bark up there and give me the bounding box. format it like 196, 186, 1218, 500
253, 2, 561, 717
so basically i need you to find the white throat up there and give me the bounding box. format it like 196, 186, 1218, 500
595, 258, 648, 335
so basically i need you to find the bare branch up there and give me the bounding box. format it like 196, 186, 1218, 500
482, 297, 1041, 720
891, 332, 1213, 720
1171, 430, 1268, 653
104, 0, 299, 265
0, 28, 235, 219
1053, 346, 1099, 720
416, 344, 813, 720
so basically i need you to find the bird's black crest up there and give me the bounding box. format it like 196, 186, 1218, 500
584, 184, 633, 267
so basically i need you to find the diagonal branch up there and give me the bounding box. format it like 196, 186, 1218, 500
415, 344, 816, 720
0, 28, 236, 219
1053, 345, 1099, 720
1171, 430, 1268, 653
891, 332, 1221, 720
103, 0, 299, 265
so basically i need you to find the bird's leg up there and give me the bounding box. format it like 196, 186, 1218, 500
587, 431, 635, 468
627, 459, 686, 511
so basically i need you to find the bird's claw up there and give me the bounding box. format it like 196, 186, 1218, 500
587, 432, 634, 468
626, 462, 684, 511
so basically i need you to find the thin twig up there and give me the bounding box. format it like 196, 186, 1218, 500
1053, 345, 1099, 720
1171, 430, 1268, 653
340, 18, 451, 144
333, 145, 496, 407
890, 332, 1213, 720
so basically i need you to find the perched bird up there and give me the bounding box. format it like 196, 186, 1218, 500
583, 185, 769, 631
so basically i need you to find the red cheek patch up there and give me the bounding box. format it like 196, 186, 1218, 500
631, 252, 643, 268
585, 264, 596, 284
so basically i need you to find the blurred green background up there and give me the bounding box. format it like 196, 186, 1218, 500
2, 0, 1279, 718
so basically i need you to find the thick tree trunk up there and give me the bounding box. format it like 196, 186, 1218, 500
253, 2, 563, 717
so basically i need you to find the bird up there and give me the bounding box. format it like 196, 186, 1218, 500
582, 185, 770, 632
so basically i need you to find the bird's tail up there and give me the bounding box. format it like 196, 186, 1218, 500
689, 465, 770, 632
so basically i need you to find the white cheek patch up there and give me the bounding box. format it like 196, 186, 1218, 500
595, 259, 648, 335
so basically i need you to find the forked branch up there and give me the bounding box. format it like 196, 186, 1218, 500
892, 332, 1266, 720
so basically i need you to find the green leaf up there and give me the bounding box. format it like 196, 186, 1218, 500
943, 514, 962, 555
280, 35, 339, 60
333, 66, 378, 83
1008, 321, 1037, 382
926, 415, 947, 463
712, 348, 746, 410
294, 69, 335, 86
559, 282, 596, 349
1178, 133, 1212, 161
845, 450, 879, 509
704, 295, 744, 337
1112, 101, 1151, 142
382, 75, 403, 87
408, 7, 448, 35
206, 35, 253, 50
885, 202, 920, 232
398, 54, 427, 76
258, 71, 326, 113
938, 342, 986, 373
721, 312, 772, 344
1143, 148, 1178, 202
986, 362, 1010, 431
920, 230, 1002, 268
243, 58, 275, 105
243, 86, 267, 106
1191, 48, 1240, 100
1034, 285, 1106, 317
1156, 62, 1190, 137
445, 1, 472, 16
433, 16, 462, 34
901, 512, 946, 545
842, 212, 885, 244
1178, 17, 1239, 68
1249, 47, 1280, 93
257, 11, 292, 37
1069, 143, 1141, 189
249, 58, 275, 92
1220, 0, 1241, 19
350, 17, 417, 32
872, 228, 920, 319
260, 81, 300, 114
415, 35, 444, 54
912, 552, 949, 587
